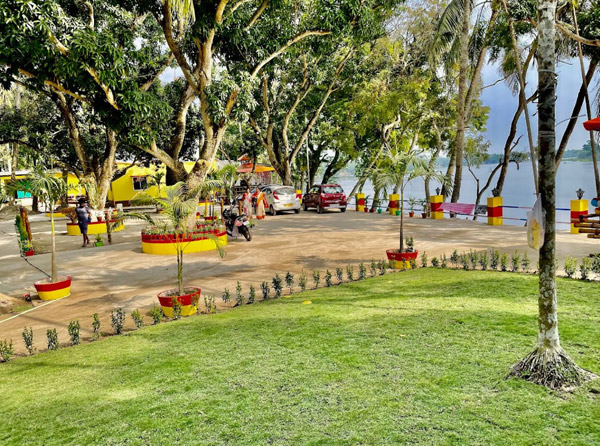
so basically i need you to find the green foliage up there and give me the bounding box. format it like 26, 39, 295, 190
510, 252, 521, 273
490, 250, 500, 271
261, 282, 271, 300
564, 256, 577, 279
580, 257, 591, 281
203, 295, 217, 314
377, 260, 386, 275
92, 313, 101, 338
521, 252, 531, 272
325, 270, 333, 287
150, 305, 163, 324
370, 259, 378, 277
359, 263, 367, 280
420, 252, 428, 268
591, 255, 600, 276
441, 254, 448, 269
450, 250, 459, 267
469, 251, 477, 270
0, 340, 14, 362
111, 308, 125, 334
409, 258, 417, 269
67, 320, 80, 346
236, 281, 244, 306
335, 268, 344, 284
479, 251, 488, 271
431, 257, 440, 268
298, 273, 307, 292
172, 299, 182, 320
46, 329, 59, 351
313, 271, 321, 289
131, 310, 143, 329
272, 274, 283, 298
222, 288, 231, 304
22, 327, 34, 355
460, 253, 469, 270
346, 265, 354, 281
500, 253, 508, 272
285, 272, 295, 294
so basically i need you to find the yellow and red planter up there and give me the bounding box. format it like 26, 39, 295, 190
34, 276, 72, 301
157, 287, 200, 317
141, 230, 227, 255
386, 249, 418, 269
66, 220, 124, 236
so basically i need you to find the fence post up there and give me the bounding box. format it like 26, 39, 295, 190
430, 195, 444, 219
487, 196, 503, 226
570, 199, 588, 234
356, 193, 365, 212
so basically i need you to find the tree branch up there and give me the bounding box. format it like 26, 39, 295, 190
557, 21, 600, 47
140, 53, 175, 91
245, 0, 269, 30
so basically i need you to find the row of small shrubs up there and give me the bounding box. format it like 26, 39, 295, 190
563, 254, 600, 281
420, 249, 532, 273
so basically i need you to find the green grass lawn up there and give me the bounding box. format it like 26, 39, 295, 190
1, 269, 599, 445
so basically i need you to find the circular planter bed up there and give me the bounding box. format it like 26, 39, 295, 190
141, 229, 227, 255
66, 220, 124, 236
157, 287, 201, 317
34, 275, 72, 301
386, 249, 418, 269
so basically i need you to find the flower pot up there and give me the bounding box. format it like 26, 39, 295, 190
370, 208, 375, 213
364, 207, 368, 212
34, 275, 72, 301
421, 213, 427, 219
94, 241, 103, 247
24, 249, 35, 257
377, 209, 382, 214
386, 249, 418, 269
157, 287, 201, 317
395, 210, 401, 216
409, 211, 415, 218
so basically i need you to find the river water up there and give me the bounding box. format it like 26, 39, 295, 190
335, 161, 597, 229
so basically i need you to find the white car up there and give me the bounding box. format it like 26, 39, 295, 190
263, 185, 301, 215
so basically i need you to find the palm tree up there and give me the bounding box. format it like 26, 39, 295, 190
9, 169, 67, 282
116, 181, 224, 296
373, 146, 447, 252
146, 169, 165, 211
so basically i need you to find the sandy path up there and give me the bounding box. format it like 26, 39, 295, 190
1, 210, 598, 353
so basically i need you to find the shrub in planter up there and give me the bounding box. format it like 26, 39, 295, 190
131, 309, 143, 329
312, 271, 320, 289
94, 234, 104, 247
68, 320, 80, 346
172, 299, 182, 320
261, 281, 271, 300
92, 313, 101, 339
47, 329, 59, 351
111, 308, 125, 334
285, 272, 294, 294
409, 258, 417, 269
0, 340, 14, 362
22, 327, 34, 355
272, 274, 283, 298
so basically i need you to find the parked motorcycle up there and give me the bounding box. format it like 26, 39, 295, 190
223, 204, 252, 241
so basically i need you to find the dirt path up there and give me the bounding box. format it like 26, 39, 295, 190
1, 210, 598, 353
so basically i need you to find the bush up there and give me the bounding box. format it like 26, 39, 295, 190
490, 249, 500, 270
325, 270, 332, 287
479, 251, 488, 271
335, 268, 343, 284
580, 257, 591, 281
47, 329, 59, 351
409, 258, 417, 269
92, 313, 101, 339
521, 252, 531, 272
22, 327, 34, 355
222, 288, 231, 304
358, 263, 366, 280
511, 251, 521, 272
500, 253, 508, 272
450, 250, 459, 268
0, 340, 14, 362
131, 309, 143, 329
564, 256, 577, 278
111, 308, 125, 334
346, 265, 354, 281
68, 319, 80, 345
441, 254, 448, 269
248, 285, 256, 304
591, 254, 600, 275
431, 257, 439, 268
377, 260, 386, 275
172, 299, 182, 320
261, 281, 271, 299
203, 295, 217, 313
420, 252, 428, 268
285, 272, 295, 294
312, 271, 320, 289
370, 259, 377, 277
469, 251, 477, 270
235, 281, 244, 306
298, 272, 307, 292
272, 274, 283, 298
150, 305, 163, 324
460, 253, 469, 270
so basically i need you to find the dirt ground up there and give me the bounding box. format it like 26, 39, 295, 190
1, 209, 599, 354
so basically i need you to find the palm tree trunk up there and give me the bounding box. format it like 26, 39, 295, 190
510, 0, 592, 389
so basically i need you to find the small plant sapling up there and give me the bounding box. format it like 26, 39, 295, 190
92, 313, 101, 339
431, 257, 439, 268
460, 253, 469, 270
222, 288, 231, 304
203, 294, 217, 313
150, 305, 163, 324
47, 329, 59, 350
131, 309, 143, 329
490, 249, 500, 270
377, 260, 386, 275
511, 251, 521, 272
272, 274, 283, 298
285, 272, 295, 294
248, 285, 256, 304
298, 272, 307, 292
370, 259, 377, 277
450, 250, 459, 268
591, 254, 600, 276
409, 258, 417, 269
469, 250, 477, 270
22, 327, 34, 355
325, 270, 333, 287
580, 257, 591, 281
521, 252, 531, 272
358, 263, 367, 280
564, 257, 577, 278
441, 254, 448, 268
261, 281, 271, 299
312, 271, 320, 289
172, 299, 182, 319
0, 340, 14, 362
68, 319, 80, 345
111, 308, 125, 334
335, 267, 343, 284
479, 251, 488, 271
405, 236, 415, 252
346, 265, 354, 281
420, 252, 428, 268
500, 253, 508, 272
235, 281, 244, 306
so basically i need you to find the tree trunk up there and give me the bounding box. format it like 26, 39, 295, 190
50, 210, 57, 282
510, 0, 593, 389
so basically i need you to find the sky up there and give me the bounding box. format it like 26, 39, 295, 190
479, 57, 598, 154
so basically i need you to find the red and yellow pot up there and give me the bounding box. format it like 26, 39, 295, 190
66, 220, 124, 236
157, 287, 201, 317
386, 250, 418, 269
34, 276, 72, 301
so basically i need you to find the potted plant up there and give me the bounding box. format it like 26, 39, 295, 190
9, 169, 71, 300
94, 234, 104, 247
21, 239, 35, 257
408, 197, 416, 217
115, 181, 225, 317
373, 147, 446, 269
419, 199, 428, 218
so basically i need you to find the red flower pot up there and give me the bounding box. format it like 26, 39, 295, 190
34, 275, 72, 301
24, 250, 35, 257
409, 212, 415, 218
386, 249, 418, 269
157, 287, 201, 317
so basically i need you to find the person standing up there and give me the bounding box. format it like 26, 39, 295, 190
254, 188, 267, 219
241, 188, 253, 219
76, 198, 91, 247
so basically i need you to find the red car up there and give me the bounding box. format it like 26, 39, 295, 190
302, 184, 347, 213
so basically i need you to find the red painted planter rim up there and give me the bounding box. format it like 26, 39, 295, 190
67, 220, 119, 227
141, 230, 226, 244
34, 275, 72, 291
157, 287, 201, 307
386, 250, 418, 261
